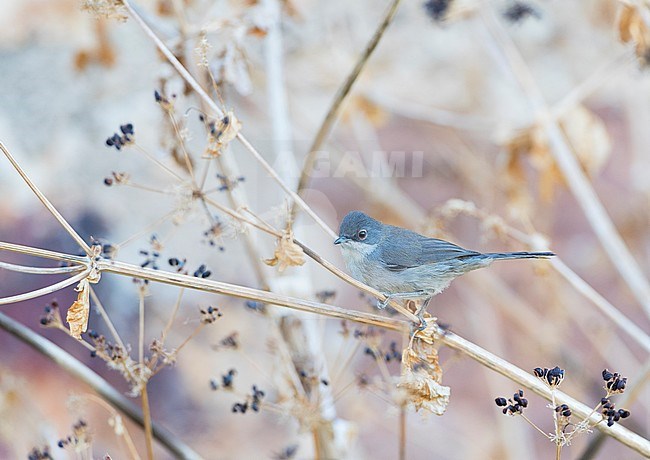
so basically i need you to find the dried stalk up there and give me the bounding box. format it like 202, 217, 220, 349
1, 238, 647, 455
98, 258, 407, 331
292, 0, 403, 220
0, 311, 203, 460
121, 0, 336, 239
435, 324, 650, 457
0, 142, 92, 256
479, 7, 650, 319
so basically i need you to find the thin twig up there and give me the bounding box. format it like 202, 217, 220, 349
0, 241, 88, 265
0, 268, 91, 305
121, 0, 337, 239
98, 258, 408, 331
0, 260, 84, 275
89, 286, 127, 350
141, 384, 155, 460
292, 0, 403, 220
0, 142, 92, 256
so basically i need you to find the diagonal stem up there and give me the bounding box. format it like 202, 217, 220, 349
0, 312, 203, 460
0, 142, 92, 256
479, 7, 650, 318
291, 0, 403, 221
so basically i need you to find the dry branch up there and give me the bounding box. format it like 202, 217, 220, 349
0, 311, 203, 460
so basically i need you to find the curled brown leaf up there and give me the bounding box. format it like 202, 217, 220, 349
398, 329, 450, 415
66, 279, 90, 340
264, 228, 305, 272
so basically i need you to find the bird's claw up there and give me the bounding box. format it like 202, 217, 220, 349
416, 311, 428, 331
376, 297, 390, 310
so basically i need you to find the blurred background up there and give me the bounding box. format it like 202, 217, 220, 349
0, 0, 649, 458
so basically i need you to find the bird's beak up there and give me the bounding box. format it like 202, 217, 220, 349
334, 236, 347, 245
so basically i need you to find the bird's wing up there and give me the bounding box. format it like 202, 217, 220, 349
379, 229, 480, 271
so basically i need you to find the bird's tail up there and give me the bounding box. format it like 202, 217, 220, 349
485, 251, 555, 260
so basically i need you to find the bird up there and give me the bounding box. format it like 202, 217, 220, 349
334, 211, 554, 327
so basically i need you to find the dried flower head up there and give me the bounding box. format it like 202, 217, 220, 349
81, 0, 128, 21
495, 389, 529, 416
602, 369, 627, 394
264, 227, 305, 272
206, 112, 242, 157
196, 31, 212, 68
533, 366, 565, 388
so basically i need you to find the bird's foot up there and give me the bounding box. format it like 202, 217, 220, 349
376, 295, 391, 310
416, 311, 428, 331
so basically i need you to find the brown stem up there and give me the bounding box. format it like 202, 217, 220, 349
291, 0, 403, 221
141, 384, 155, 460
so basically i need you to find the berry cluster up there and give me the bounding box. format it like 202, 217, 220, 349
200, 306, 222, 324
533, 366, 565, 387
232, 385, 265, 414
495, 389, 528, 415
555, 403, 571, 418
600, 397, 630, 427
602, 369, 627, 394
105, 123, 134, 151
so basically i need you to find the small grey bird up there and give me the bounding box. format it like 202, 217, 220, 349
334, 211, 554, 326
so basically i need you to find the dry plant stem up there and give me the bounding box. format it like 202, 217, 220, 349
160, 288, 184, 343
436, 324, 650, 457
550, 389, 562, 460
297, 242, 418, 322
82, 394, 141, 460
0, 261, 84, 275
480, 8, 650, 318
212, 155, 270, 288
204, 196, 416, 321
116, 210, 177, 249
98, 258, 408, 331
122, 0, 336, 239
134, 144, 184, 181
291, 0, 403, 219
89, 286, 127, 350
550, 258, 650, 352
141, 385, 155, 460
551, 51, 633, 120
577, 357, 650, 460
447, 203, 650, 352
0, 241, 87, 265
0, 268, 91, 305
0, 312, 203, 460
0, 142, 92, 256
139, 289, 145, 365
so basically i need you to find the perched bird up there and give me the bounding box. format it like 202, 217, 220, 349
334, 211, 554, 326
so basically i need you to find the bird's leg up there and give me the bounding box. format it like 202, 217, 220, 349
377, 291, 428, 310
414, 296, 432, 330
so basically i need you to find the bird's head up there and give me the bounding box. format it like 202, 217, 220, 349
334, 211, 383, 248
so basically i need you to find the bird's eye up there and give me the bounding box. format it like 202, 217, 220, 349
357, 229, 367, 240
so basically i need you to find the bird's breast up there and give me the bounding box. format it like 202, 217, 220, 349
339, 241, 377, 285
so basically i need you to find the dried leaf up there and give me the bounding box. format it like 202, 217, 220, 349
398, 333, 450, 415
264, 228, 305, 272
66, 279, 90, 340
399, 368, 451, 415
504, 105, 611, 205
560, 105, 611, 177
618, 5, 650, 64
